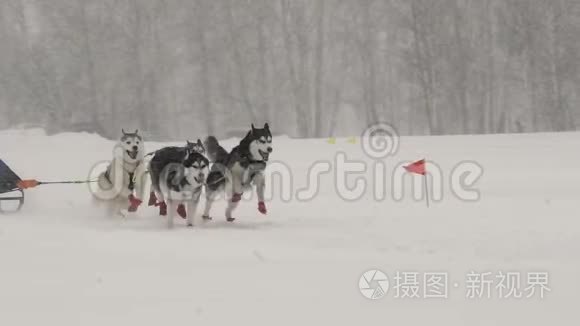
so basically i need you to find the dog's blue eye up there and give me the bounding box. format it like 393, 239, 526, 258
126, 141, 130, 145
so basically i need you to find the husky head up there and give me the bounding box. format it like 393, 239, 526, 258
120, 129, 144, 163
183, 152, 209, 186
247, 123, 273, 162
186, 139, 205, 155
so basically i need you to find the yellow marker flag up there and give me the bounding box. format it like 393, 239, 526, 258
347, 137, 357, 144
327, 137, 336, 144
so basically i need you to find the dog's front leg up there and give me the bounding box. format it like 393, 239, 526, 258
202, 187, 217, 221
127, 164, 145, 213
231, 173, 244, 198
133, 162, 147, 202
187, 188, 202, 227
225, 175, 243, 222
254, 173, 267, 215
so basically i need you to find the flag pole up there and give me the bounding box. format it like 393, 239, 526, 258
424, 175, 430, 207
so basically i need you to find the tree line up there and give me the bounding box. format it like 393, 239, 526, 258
0, 0, 578, 139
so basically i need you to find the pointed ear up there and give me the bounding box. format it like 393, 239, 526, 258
251, 124, 255, 134
264, 123, 269, 130
187, 140, 192, 145
122, 129, 127, 135
197, 139, 203, 146
134, 129, 139, 135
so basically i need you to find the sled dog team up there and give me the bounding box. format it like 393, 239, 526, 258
95, 123, 273, 228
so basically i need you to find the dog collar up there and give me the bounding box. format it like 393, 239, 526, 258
242, 160, 267, 169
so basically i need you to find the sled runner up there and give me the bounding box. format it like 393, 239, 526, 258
0, 159, 25, 213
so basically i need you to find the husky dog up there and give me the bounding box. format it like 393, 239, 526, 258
203, 123, 273, 222
95, 129, 146, 216
157, 150, 209, 228
148, 140, 205, 218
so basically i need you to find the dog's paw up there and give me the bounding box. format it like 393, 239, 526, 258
231, 193, 242, 203
226, 217, 236, 222
128, 194, 142, 212
258, 201, 267, 215
158, 202, 167, 216
202, 215, 213, 221
177, 204, 187, 219
148, 192, 157, 206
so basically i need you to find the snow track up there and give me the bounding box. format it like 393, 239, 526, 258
0, 129, 578, 325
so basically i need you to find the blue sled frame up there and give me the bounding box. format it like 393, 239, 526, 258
0, 159, 25, 213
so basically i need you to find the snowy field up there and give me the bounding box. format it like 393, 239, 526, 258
0, 129, 578, 325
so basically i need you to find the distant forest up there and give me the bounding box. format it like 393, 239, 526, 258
0, 0, 579, 139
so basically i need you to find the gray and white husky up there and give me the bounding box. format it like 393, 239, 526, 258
147, 140, 206, 220
203, 123, 273, 222
158, 150, 209, 228
94, 129, 146, 216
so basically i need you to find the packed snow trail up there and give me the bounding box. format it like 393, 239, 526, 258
0, 129, 578, 325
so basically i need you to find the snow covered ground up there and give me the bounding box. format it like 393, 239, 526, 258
0, 129, 578, 325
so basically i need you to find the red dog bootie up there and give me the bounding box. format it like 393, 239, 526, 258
258, 201, 267, 215
148, 192, 157, 206
157, 202, 167, 216
128, 194, 142, 212
231, 193, 243, 203
177, 204, 187, 219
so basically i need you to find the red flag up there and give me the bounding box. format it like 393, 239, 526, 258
404, 159, 426, 175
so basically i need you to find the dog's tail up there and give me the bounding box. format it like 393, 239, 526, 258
144, 151, 157, 158
204, 136, 229, 164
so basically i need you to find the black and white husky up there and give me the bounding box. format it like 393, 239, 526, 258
203, 123, 273, 222
95, 129, 146, 216
148, 140, 208, 227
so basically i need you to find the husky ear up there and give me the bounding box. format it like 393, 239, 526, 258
182, 149, 191, 163
251, 124, 256, 134
134, 129, 139, 135
264, 123, 270, 130
122, 129, 127, 136
187, 140, 193, 146
197, 139, 203, 146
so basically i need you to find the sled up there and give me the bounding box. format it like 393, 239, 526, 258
0, 159, 25, 213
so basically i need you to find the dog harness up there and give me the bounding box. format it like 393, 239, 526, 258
104, 159, 142, 191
